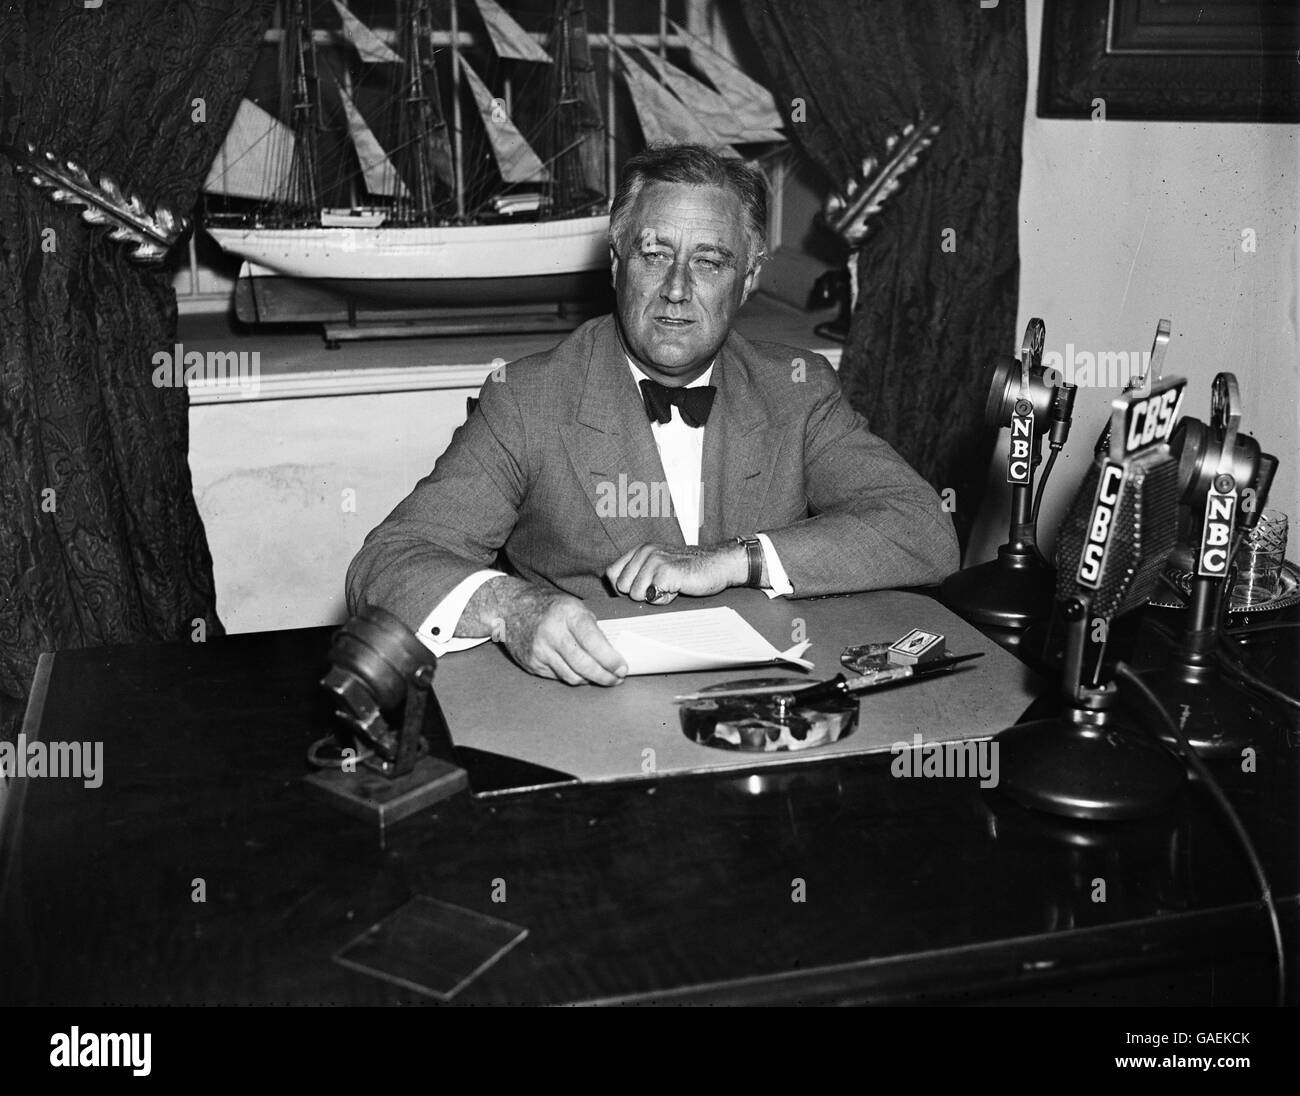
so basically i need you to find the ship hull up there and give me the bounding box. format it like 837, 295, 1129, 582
207, 214, 612, 283
233, 266, 613, 324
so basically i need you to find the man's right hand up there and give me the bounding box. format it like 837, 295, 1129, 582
461, 576, 627, 686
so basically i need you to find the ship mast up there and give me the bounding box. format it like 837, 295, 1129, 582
550, 0, 605, 217
397, 0, 455, 222
449, 0, 466, 218
284, 0, 322, 222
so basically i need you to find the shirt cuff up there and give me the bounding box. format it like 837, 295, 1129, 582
755, 533, 793, 598
415, 569, 506, 655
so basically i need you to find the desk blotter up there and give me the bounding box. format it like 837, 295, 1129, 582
433, 589, 1042, 788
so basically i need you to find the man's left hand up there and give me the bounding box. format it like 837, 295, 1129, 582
606, 542, 747, 604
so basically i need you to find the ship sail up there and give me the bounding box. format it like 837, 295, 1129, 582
473, 0, 552, 63
335, 80, 410, 199
668, 19, 785, 140
459, 57, 550, 184
633, 45, 749, 146
615, 45, 735, 154
203, 98, 298, 201
330, 0, 401, 64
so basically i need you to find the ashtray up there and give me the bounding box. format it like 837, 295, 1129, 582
679, 677, 858, 753
840, 642, 898, 674
1148, 560, 1300, 615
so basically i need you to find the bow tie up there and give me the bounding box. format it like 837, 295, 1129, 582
639, 377, 717, 428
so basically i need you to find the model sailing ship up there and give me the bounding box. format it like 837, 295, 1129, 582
202, 0, 784, 325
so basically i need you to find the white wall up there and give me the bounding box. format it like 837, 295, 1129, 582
967, 0, 1300, 566
190, 383, 478, 634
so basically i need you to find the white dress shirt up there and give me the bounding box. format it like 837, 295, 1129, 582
635, 357, 711, 545
415, 357, 793, 655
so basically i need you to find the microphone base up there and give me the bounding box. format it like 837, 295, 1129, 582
995, 713, 1185, 821
303, 754, 468, 832
939, 549, 1055, 630
1138, 663, 1290, 758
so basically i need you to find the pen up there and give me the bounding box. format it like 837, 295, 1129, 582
672, 652, 984, 704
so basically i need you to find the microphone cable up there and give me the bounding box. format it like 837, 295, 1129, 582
1030, 447, 1059, 529
1223, 622, 1300, 637
1115, 661, 1287, 1007
1217, 641, 1300, 712
1030, 383, 1075, 530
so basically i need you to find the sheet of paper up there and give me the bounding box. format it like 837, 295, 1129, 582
595, 606, 814, 675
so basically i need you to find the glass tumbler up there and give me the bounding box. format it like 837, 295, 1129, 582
1231, 509, 1288, 608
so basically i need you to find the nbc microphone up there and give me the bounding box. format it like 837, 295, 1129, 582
940, 318, 1077, 631
1134, 372, 1286, 756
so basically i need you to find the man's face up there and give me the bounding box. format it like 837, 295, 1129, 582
611, 181, 759, 386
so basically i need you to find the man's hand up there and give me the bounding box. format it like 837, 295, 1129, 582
463, 576, 627, 686
606, 542, 748, 604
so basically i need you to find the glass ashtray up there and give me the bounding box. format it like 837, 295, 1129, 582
839, 642, 898, 675
1148, 560, 1300, 614
679, 677, 858, 753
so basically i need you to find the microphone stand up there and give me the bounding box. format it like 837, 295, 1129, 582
941, 319, 1075, 631
306, 609, 468, 831
997, 595, 1186, 821
941, 428, 1054, 628
1137, 377, 1285, 756
1140, 572, 1287, 757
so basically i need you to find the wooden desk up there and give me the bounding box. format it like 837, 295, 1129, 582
1, 602, 1296, 1006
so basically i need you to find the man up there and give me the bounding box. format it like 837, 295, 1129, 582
347, 144, 959, 686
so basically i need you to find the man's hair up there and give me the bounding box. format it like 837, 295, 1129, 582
607, 143, 768, 270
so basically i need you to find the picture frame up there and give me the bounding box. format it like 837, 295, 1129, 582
1039, 0, 1300, 122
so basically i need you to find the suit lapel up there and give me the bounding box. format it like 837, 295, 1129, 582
559, 318, 687, 558
700, 337, 785, 543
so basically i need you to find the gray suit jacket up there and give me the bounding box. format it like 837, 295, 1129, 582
347, 314, 959, 630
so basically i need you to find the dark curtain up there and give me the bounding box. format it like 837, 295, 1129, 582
739, 0, 1026, 550
0, 0, 273, 735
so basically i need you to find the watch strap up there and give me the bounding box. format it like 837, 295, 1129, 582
734, 535, 764, 588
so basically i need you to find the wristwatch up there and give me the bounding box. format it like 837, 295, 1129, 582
733, 535, 765, 589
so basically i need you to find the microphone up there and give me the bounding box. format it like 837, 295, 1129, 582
995, 368, 1189, 821
1047, 380, 1077, 450
305, 608, 466, 827
940, 318, 1077, 631
1167, 374, 1271, 574
1133, 372, 1287, 756
1093, 318, 1171, 458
